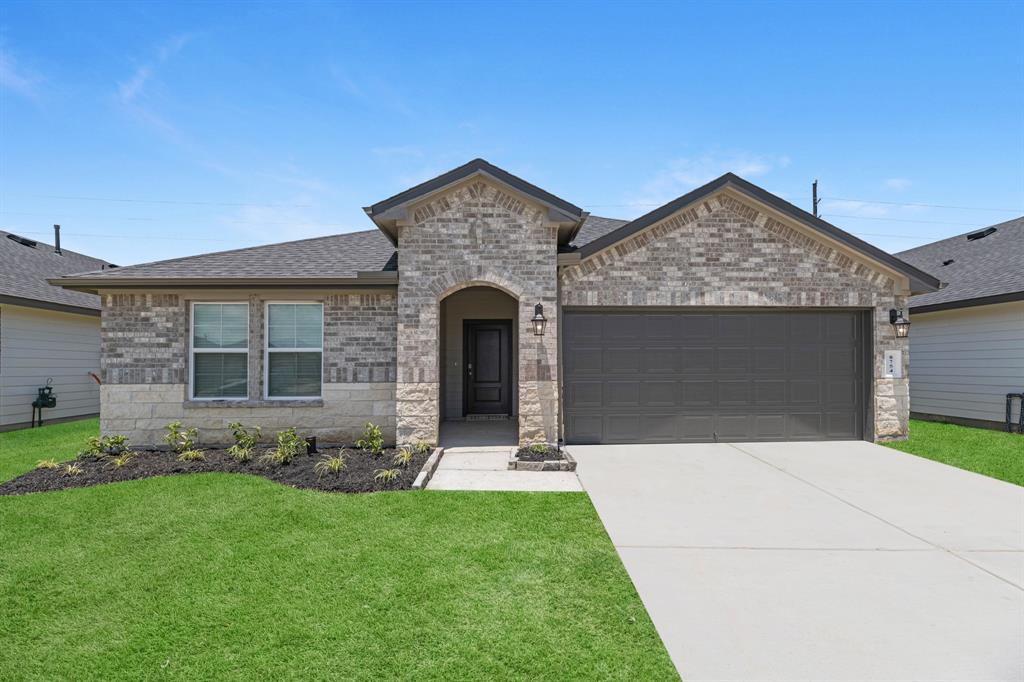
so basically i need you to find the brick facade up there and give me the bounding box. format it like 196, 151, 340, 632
96, 183, 914, 447
395, 179, 559, 444
559, 190, 910, 440
99, 290, 398, 446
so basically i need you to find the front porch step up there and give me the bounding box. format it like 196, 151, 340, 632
425, 445, 584, 492
428, 469, 583, 492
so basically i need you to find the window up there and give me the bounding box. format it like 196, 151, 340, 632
266, 303, 323, 399
191, 303, 248, 399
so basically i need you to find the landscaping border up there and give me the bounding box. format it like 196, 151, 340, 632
412, 447, 445, 489
508, 448, 576, 472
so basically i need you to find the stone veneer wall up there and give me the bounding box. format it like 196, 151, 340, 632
99, 291, 398, 446
396, 179, 560, 444
559, 191, 911, 441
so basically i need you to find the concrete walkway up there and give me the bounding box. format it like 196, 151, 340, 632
570, 440, 1024, 682
427, 445, 583, 491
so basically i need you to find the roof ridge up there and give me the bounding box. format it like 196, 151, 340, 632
0, 229, 111, 266
896, 215, 1024, 256
64, 228, 384, 278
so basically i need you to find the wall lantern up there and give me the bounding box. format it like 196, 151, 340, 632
889, 308, 910, 338
531, 303, 547, 336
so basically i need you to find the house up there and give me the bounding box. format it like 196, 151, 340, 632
1, 227, 112, 430
52, 159, 941, 447
896, 217, 1024, 430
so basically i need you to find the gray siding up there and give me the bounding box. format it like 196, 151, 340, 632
909, 301, 1024, 424
0, 304, 101, 428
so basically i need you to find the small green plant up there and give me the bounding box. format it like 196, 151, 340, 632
355, 422, 384, 455
164, 421, 198, 454
108, 453, 134, 469
61, 463, 83, 477
177, 449, 206, 462
260, 427, 307, 465
393, 448, 413, 468
313, 451, 348, 479
227, 422, 262, 462
528, 443, 550, 456
411, 440, 432, 455
102, 434, 131, 455
80, 435, 104, 457
35, 459, 59, 470
373, 468, 401, 484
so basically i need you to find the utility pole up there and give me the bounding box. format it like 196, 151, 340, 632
812, 179, 821, 218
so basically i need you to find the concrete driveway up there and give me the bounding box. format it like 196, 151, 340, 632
568, 440, 1024, 682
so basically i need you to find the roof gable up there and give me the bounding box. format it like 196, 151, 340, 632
571, 173, 941, 295
364, 158, 587, 245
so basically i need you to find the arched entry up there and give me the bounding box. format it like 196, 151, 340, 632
438, 285, 518, 445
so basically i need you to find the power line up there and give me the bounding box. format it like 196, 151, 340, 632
823, 213, 981, 227
822, 197, 1023, 213
3, 194, 313, 208
0, 210, 352, 227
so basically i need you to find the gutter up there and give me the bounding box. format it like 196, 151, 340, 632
48, 272, 398, 294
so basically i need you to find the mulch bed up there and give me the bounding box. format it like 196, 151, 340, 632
515, 445, 564, 462
0, 447, 431, 496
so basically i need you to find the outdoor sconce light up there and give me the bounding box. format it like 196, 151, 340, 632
889, 308, 910, 338
531, 303, 547, 336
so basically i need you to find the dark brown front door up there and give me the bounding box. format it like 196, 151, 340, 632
464, 320, 512, 415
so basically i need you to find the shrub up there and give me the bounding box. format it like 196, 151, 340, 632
355, 422, 384, 455
35, 459, 59, 470
103, 434, 130, 455
393, 448, 413, 468
260, 427, 307, 466
227, 422, 261, 462
373, 468, 401, 483
528, 443, 549, 456
177, 449, 206, 462
411, 440, 432, 455
108, 453, 134, 469
80, 436, 104, 457
61, 463, 83, 477
164, 421, 198, 454
313, 451, 347, 479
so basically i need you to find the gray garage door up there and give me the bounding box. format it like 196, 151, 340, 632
563, 310, 868, 444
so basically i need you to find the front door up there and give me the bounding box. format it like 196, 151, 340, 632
464, 320, 512, 415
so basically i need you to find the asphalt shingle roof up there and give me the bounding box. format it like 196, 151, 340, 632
896, 216, 1024, 311
61, 229, 397, 281
55, 215, 626, 285
0, 230, 111, 311
570, 215, 629, 248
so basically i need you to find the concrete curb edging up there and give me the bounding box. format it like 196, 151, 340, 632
412, 447, 444, 489
507, 447, 577, 472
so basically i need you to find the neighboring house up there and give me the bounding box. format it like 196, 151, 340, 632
53, 159, 940, 447
1, 227, 112, 430
896, 217, 1024, 430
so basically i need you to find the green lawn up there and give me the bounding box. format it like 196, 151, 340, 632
0, 420, 677, 681
0, 417, 99, 482
884, 419, 1024, 487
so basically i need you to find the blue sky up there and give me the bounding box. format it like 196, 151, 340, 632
1, 0, 1022, 266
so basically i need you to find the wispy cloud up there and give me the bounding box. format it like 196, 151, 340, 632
371, 146, 424, 159
884, 177, 912, 191
0, 49, 41, 99
116, 33, 192, 105
624, 152, 789, 212
329, 64, 415, 118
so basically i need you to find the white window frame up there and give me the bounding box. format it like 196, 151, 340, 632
264, 301, 324, 400
190, 301, 250, 401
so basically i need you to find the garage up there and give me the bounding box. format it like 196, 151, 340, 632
562, 309, 870, 444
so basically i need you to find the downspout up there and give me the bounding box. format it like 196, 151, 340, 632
556, 263, 564, 446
